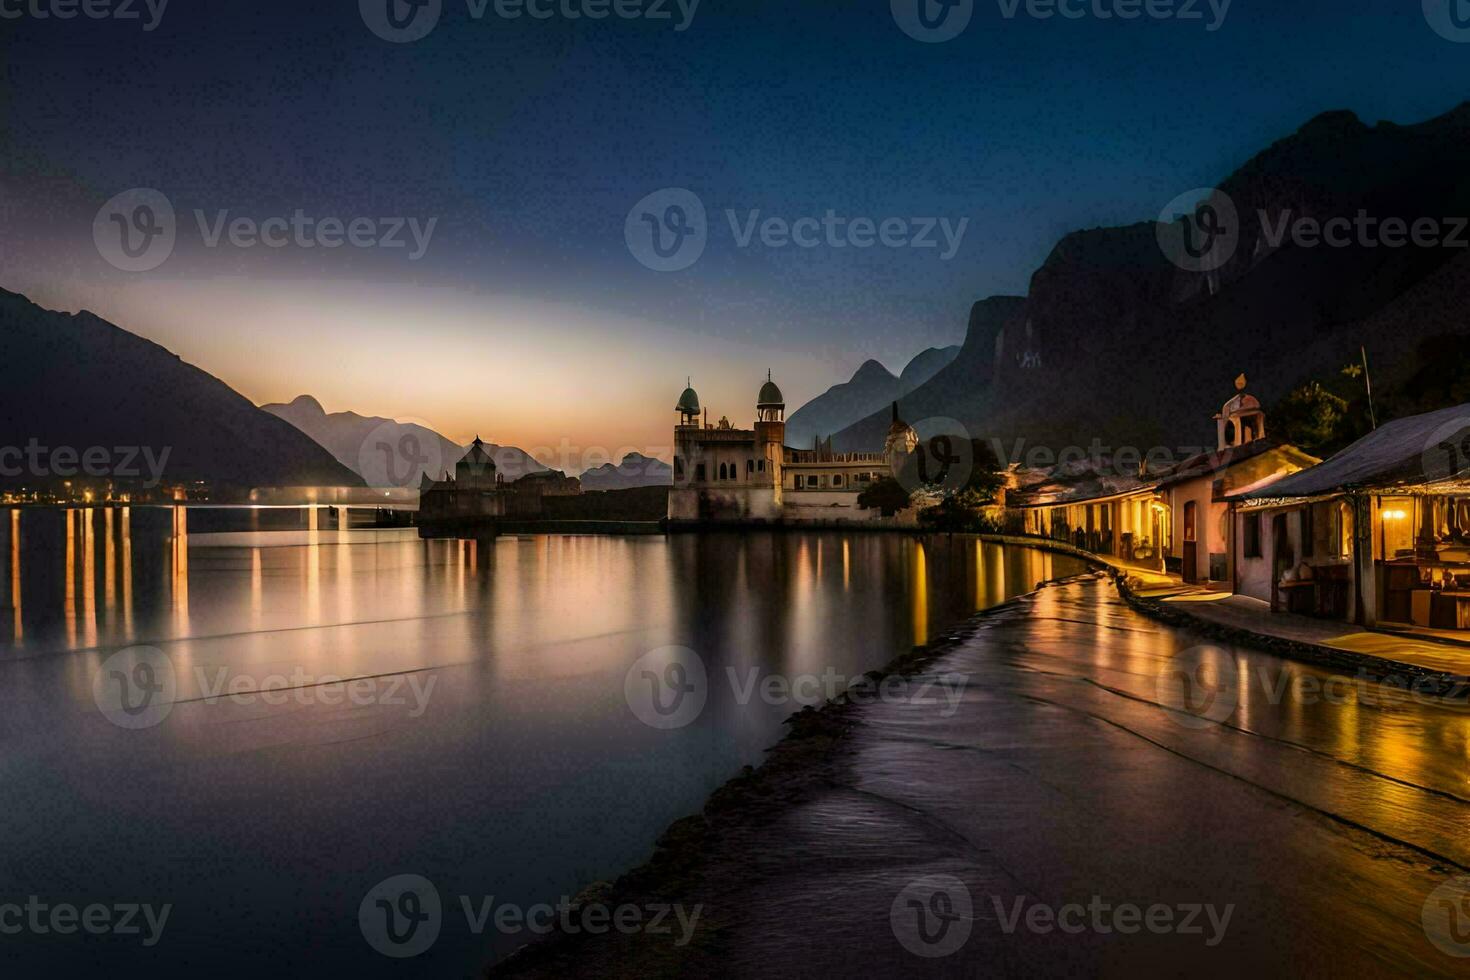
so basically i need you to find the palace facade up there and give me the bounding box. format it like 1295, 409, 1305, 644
669, 375, 917, 524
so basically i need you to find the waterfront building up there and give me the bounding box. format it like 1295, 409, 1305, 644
1015, 376, 1315, 577
1160, 378, 1319, 584
419, 437, 580, 522
669, 375, 912, 524
1230, 403, 1470, 631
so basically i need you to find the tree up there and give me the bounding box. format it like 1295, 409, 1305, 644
857, 477, 913, 517
1272, 381, 1351, 456
916, 438, 1009, 531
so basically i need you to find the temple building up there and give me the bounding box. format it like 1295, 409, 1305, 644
419, 437, 580, 523
669, 375, 911, 524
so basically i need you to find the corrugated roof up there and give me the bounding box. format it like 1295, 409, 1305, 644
1237, 403, 1470, 499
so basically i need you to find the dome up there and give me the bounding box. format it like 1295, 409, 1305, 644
676, 386, 701, 415
758, 379, 784, 407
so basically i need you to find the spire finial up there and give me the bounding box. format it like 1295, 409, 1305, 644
767, 368, 771, 382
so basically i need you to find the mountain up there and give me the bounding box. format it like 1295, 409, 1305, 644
578, 452, 672, 491
785, 345, 960, 448
261, 395, 545, 488
0, 288, 362, 490
833, 103, 1470, 457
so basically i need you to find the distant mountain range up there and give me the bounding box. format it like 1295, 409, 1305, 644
832, 103, 1470, 457
785, 345, 960, 448
579, 452, 672, 490
261, 395, 545, 488
0, 288, 361, 491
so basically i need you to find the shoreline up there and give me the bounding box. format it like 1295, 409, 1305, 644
485, 536, 1470, 974
486, 561, 1100, 977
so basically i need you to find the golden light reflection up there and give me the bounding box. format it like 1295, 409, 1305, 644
250, 547, 263, 626
103, 508, 116, 615
80, 508, 97, 648
64, 509, 76, 648
842, 539, 850, 591
7, 509, 20, 644
171, 506, 190, 630
120, 507, 133, 637
912, 540, 929, 647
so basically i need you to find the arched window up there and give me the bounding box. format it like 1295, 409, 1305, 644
718, 463, 727, 480
747, 459, 754, 474
758, 459, 765, 472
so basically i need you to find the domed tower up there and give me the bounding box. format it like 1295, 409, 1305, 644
883, 402, 919, 459
1215, 374, 1266, 451
676, 380, 701, 428
754, 370, 786, 488
757, 370, 784, 423
455, 436, 498, 489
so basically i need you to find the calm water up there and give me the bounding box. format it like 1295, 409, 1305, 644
0, 507, 1083, 976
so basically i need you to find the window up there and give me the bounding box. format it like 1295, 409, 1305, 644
718, 463, 727, 480
833, 474, 844, 487
674, 458, 683, 478
1244, 513, 1262, 558
858, 472, 871, 483
1301, 505, 1315, 559
695, 463, 706, 482
793, 475, 803, 489
758, 459, 765, 472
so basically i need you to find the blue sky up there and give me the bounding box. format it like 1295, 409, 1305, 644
3, 0, 1468, 452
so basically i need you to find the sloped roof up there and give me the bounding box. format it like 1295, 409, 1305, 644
1238, 403, 1470, 499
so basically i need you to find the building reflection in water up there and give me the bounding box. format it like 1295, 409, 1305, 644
171, 506, 189, 632
912, 540, 928, 647
5, 509, 20, 644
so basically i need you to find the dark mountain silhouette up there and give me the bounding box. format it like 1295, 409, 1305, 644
261, 395, 545, 488
578, 452, 672, 490
0, 288, 362, 490
786, 345, 960, 448
834, 102, 1470, 457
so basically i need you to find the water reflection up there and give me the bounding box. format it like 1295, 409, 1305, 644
0, 516, 1087, 977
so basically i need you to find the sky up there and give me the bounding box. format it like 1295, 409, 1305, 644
2, 0, 1470, 461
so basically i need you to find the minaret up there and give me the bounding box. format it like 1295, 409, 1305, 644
755, 370, 786, 486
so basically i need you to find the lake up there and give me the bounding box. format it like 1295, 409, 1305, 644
0, 506, 1085, 975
